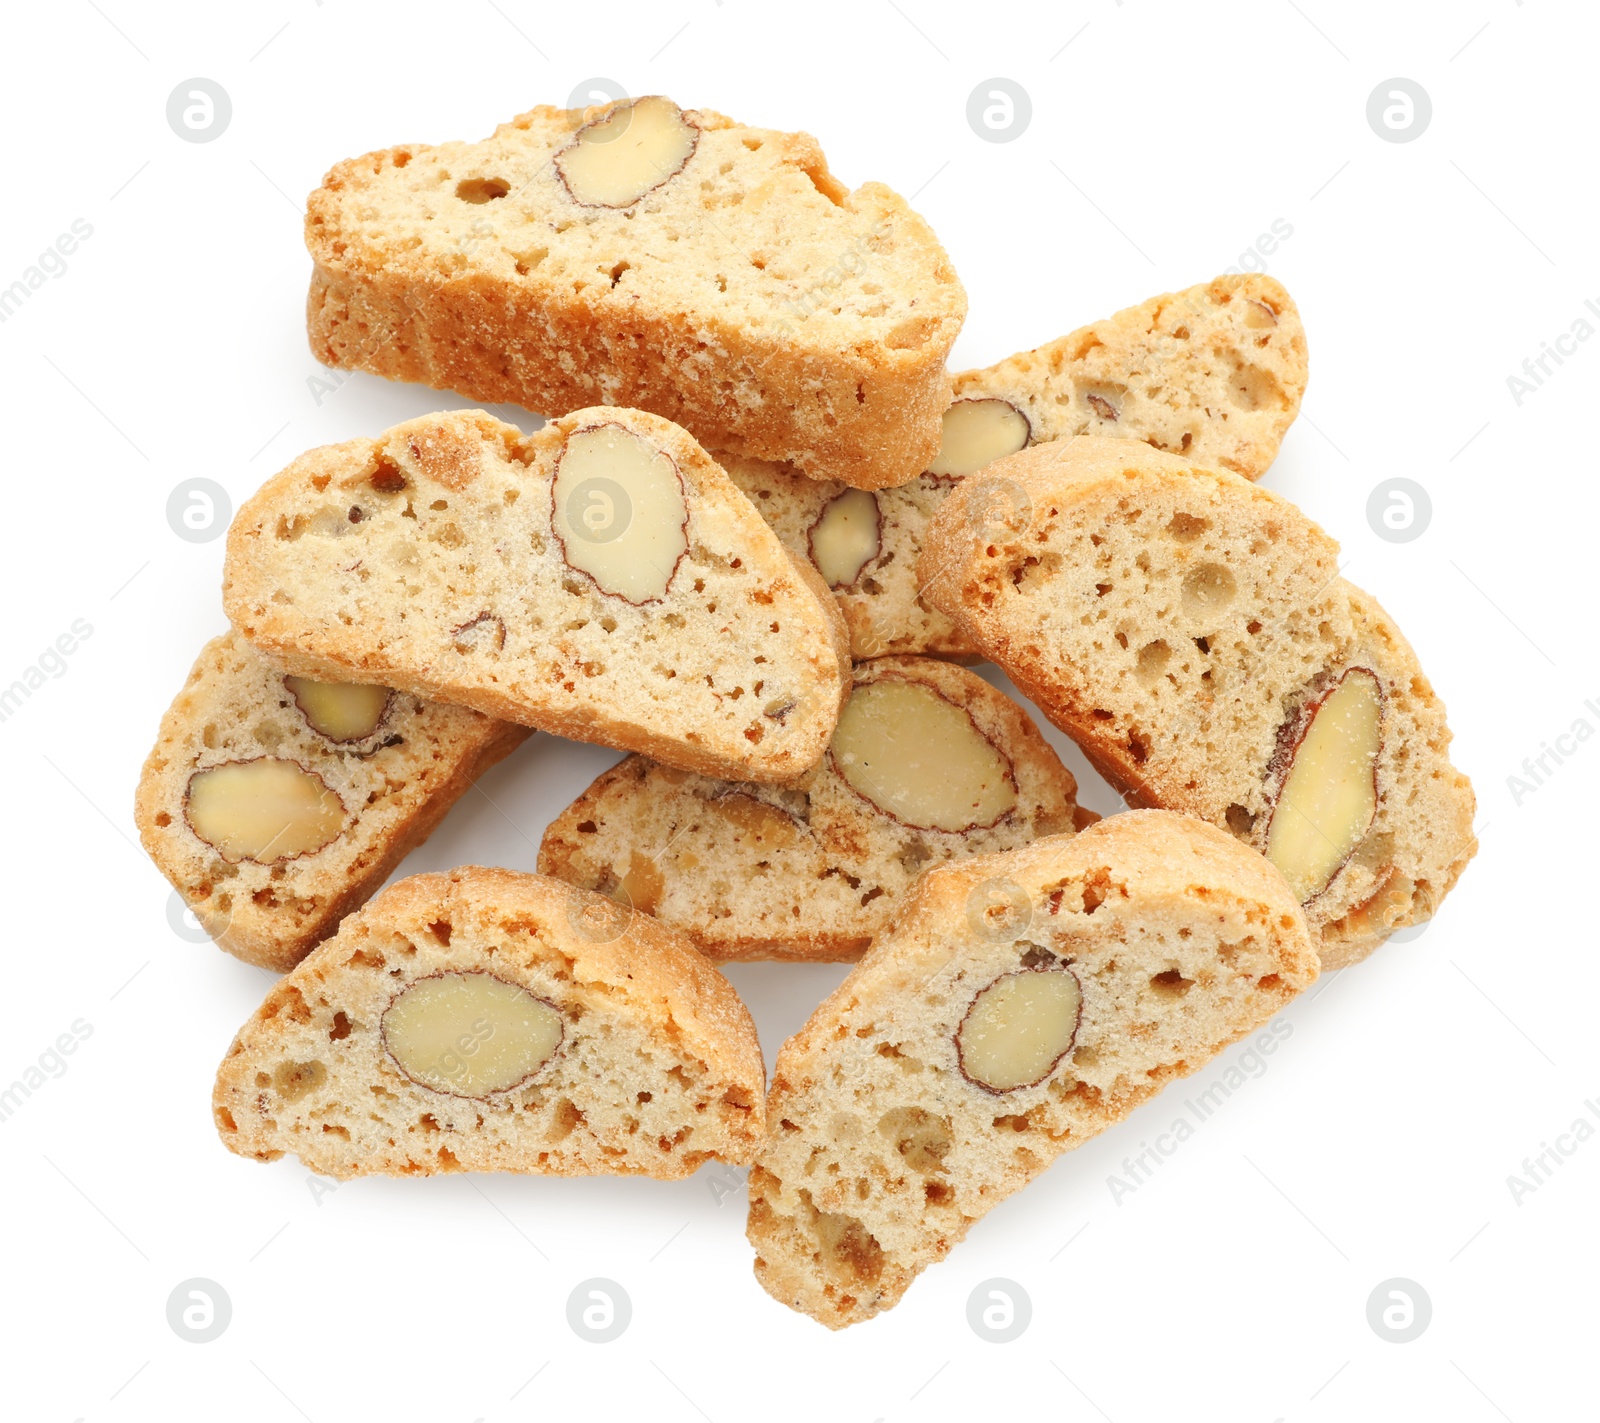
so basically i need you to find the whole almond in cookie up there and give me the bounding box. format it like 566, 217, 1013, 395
223, 408, 851, 785
721, 273, 1310, 660
747, 812, 1319, 1328
214, 868, 765, 1179
305, 98, 965, 489
917, 437, 1475, 968
538, 657, 1090, 961
136, 632, 529, 972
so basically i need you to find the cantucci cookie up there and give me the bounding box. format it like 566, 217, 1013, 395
538, 656, 1089, 962
948, 272, 1307, 481
918, 437, 1476, 968
747, 811, 1318, 1328
720, 274, 1308, 659
305, 97, 965, 490
214, 867, 765, 1179
223, 408, 850, 785
135, 631, 528, 972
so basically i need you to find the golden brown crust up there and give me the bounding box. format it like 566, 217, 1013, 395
747, 812, 1317, 1326
304, 101, 966, 489
537, 656, 1083, 961
213, 867, 765, 1179
134, 632, 530, 972
916, 437, 1476, 956
222, 408, 849, 785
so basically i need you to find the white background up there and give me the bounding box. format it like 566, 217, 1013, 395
0, 1, 1593, 1418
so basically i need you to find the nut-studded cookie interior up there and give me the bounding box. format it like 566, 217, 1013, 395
223, 407, 850, 785
537, 656, 1086, 961
213, 868, 765, 1180
134, 631, 528, 972
918, 438, 1476, 961
746, 813, 1318, 1328
717, 273, 1311, 662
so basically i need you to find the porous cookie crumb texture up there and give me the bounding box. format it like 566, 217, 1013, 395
918, 438, 1476, 965
538, 656, 1087, 962
213, 867, 766, 1179
222, 407, 851, 785
746, 812, 1318, 1328
720, 274, 1309, 661
135, 632, 528, 972
954, 273, 1308, 481
305, 98, 966, 489
723, 455, 974, 660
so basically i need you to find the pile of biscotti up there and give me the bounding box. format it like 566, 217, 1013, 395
137, 97, 1476, 1330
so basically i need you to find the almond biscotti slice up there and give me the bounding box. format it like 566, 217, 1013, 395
918, 437, 1476, 967
223, 408, 850, 785
948, 272, 1307, 481
748, 811, 1318, 1328
719, 274, 1308, 659
538, 657, 1089, 962
135, 631, 529, 972
214, 867, 764, 1179
305, 97, 965, 490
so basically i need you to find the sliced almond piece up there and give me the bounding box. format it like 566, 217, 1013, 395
284, 676, 392, 742
712, 792, 801, 849
830, 677, 1017, 832
1266, 668, 1384, 902
185, 759, 347, 863
555, 96, 699, 208
926, 398, 1031, 477
956, 966, 1082, 1092
808, 488, 881, 588
550, 423, 690, 604
381, 972, 563, 1098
